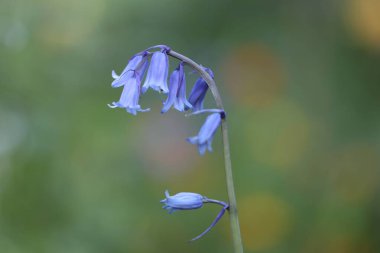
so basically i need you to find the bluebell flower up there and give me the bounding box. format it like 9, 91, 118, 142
187, 112, 222, 155
160, 190, 204, 214
187, 68, 214, 112
142, 51, 169, 94
161, 62, 192, 113
111, 53, 148, 88
161, 190, 229, 241
108, 73, 149, 115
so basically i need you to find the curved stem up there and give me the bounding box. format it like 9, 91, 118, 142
167, 50, 244, 253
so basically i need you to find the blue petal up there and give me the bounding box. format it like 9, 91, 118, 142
186, 136, 198, 145
187, 113, 222, 155
161, 68, 180, 113
108, 74, 149, 115
187, 78, 208, 111
112, 54, 147, 88
142, 51, 169, 94
198, 143, 207, 155
197, 113, 221, 143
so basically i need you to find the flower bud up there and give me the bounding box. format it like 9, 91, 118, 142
160, 190, 204, 214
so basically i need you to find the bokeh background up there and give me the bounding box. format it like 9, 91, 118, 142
1, 0, 380, 252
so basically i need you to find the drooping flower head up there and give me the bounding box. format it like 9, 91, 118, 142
111, 52, 149, 88
108, 72, 149, 115
187, 68, 214, 112
161, 62, 192, 113
142, 50, 169, 94
187, 112, 222, 155
108, 45, 240, 243
160, 190, 204, 214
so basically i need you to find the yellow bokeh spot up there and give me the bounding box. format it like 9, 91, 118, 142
37, 0, 106, 48
246, 99, 312, 170
239, 193, 293, 251
222, 43, 286, 109
345, 0, 380, 50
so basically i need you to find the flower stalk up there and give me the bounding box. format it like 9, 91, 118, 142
167, 50, 244, 253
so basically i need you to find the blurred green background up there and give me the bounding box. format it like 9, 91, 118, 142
1, 0, 380, 252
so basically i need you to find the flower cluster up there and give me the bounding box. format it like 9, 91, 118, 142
109, 45, 223, 155
161, 190, 229, 241
108, 45, 230, 242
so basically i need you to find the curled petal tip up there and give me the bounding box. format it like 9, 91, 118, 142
107, 103, 117, 108
111, 70, 119, 79
186, 137, 198, 144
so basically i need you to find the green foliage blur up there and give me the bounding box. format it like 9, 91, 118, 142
1, 0, 379, 252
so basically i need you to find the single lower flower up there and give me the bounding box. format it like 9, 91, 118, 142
187, 112, 222, 155
161, 62, 192, 113
108, 73, 149, 115
161, 190, 229, 241
160, 190, 204, 214
142, 50, 169, 94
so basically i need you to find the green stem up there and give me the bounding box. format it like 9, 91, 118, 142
167, 50, 244, 253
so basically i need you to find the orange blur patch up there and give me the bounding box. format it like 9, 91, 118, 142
222, 43, 286, 109
37, 0, 105, 49
135, 115, 197, 181
345, 0, 380, 50
302, 234, 375, 253
326, 143, 379, 204
239, 193, 293, 251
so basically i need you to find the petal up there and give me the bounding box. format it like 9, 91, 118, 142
107, 102, 118, 108
207, 139, 213, 152
111, 71, 134, 88
186, 136, 199, 145
143, 51, 169, 93
198, 143, 207, 155
165, 190, 170, 199
161, 69, 180, 113
112, 70, 119, 79
188, 78, 208, 111
119, 54, 146, 76
167, 192, 204, 209
198, 113, 221, 144
108, 74, 148, 115
111, 53, 149, 88
126, 108, 137, 115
